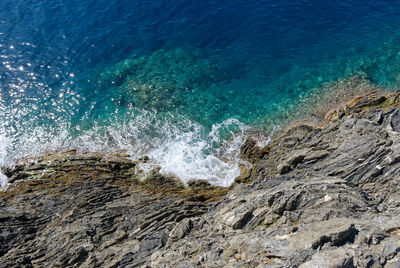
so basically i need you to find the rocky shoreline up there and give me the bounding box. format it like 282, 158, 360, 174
2, 90, 400, 267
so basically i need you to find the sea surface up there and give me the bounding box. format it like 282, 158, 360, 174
1, 0, 400, 186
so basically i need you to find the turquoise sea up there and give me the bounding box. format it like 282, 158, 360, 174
1, 0, 400, 186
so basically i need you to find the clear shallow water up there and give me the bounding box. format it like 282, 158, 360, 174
1, 0, 400, 186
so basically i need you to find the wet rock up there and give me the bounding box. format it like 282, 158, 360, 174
239, 137, 270, 164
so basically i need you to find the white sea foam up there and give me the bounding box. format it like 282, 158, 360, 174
142, 118, 250, 187
0, 131, 10, 188
0, 110, 268, 188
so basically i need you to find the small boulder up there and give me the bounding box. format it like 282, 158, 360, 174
299, 248, 354, 268
290, 218, 357, 250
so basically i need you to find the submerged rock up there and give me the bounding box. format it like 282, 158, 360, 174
2, 90, 400, 267
98, 47, 233, 114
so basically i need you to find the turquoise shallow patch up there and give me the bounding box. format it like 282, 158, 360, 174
86, 37, 400, 133
1, 0, 400, 186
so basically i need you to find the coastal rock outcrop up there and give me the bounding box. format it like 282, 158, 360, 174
2, 91, 400, 267
150, 91, 400, 267
0, 151, 227, 267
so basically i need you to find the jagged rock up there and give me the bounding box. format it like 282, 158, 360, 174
289, 219, 357, 250
276, 148, 308, 174
380, 239, 400, 265
168, 218, 193, 241
150, 91, 400, 267
0, 151, 227, 267
239, 137, 270, 164
2, 90, 400, 267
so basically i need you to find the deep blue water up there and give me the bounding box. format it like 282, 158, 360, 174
1, 0, 400, 186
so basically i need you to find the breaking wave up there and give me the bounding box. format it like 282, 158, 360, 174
0, 107, 264, 187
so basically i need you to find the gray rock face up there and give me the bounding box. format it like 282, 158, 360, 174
2, 91, 400, 267
150, 91, 400, 267
0, 151, 227, 267
299, 248, 355, 268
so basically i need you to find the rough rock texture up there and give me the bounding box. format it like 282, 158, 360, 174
150, 91, 400, 267
2, 90, 400, 267
0, 150, 227, 267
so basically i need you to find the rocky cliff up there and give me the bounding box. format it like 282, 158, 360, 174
2, 90, 400, 267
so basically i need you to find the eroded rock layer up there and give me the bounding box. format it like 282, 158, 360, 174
152, 91, 400, 268
2, 91, 400, 267
0, 151, 227, 267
